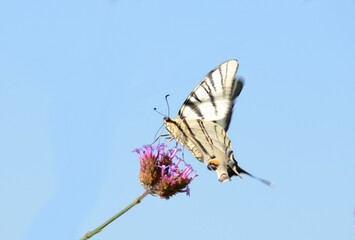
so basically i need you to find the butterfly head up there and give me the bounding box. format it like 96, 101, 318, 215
163, 116, 171, 123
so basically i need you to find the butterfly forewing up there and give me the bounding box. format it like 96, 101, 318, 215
177, 59, 241, 131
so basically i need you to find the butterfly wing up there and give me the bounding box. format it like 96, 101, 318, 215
164, 117, 238, 182
177, 59, 243, 131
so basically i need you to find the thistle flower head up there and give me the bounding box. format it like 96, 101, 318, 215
133, 144, 197, 199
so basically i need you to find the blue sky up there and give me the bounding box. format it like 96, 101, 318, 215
1, 1, 354, 240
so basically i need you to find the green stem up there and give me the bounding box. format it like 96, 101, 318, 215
80, 189, 151, 240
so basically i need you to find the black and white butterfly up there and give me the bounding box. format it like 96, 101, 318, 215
164, 59, 271, 184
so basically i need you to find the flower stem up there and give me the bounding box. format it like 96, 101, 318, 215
80, 189, 151, 240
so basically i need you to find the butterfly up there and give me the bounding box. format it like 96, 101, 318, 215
164, 59, 271, 185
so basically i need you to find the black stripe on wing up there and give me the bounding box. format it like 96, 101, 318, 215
181, 99, 204, 119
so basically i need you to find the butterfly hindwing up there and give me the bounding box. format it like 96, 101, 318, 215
181, 119, 233, 163
164, 117, 236, 182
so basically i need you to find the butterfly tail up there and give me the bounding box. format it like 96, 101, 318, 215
230, 163, 273, 187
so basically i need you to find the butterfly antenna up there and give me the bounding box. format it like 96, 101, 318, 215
153, 94, 170, 117
233, 165, 274, 187
153, 107, 166, 117
165, 94, 170, 117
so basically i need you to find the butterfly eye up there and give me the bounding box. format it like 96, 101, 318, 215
207, 163, 218, 171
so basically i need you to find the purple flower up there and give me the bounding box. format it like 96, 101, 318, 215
133, 144, 197, 199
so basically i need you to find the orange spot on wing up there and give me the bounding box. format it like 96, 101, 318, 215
207, 159, 221, 165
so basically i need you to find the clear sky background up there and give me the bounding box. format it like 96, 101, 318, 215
1, 1, 354, 240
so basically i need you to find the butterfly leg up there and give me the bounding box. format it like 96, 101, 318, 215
152, 133, 171, 145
